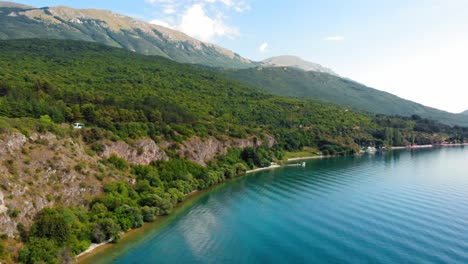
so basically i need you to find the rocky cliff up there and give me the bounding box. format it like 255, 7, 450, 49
101, 138, 169, 165
0, 129, 276, 237
178, 135, 276, 166
0, 132, 116, 236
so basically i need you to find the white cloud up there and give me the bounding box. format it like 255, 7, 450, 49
146, 0, 249, 42
326, 36, 345, 41
178, 4, 239, 42
259, 42, 268, 52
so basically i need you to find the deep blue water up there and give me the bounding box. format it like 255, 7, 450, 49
91, 147, 468, 263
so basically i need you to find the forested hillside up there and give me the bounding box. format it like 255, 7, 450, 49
1, 38, 467, 155
0, 39, 466, 263
0, 39, 381, 153
221, 67, 468, 127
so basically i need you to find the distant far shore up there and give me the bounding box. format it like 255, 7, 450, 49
390, 143, 468, 150
439, 143, 468, 147
390, 145, 433, 150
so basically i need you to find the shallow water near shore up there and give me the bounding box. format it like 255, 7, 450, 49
83, 147, 468, 264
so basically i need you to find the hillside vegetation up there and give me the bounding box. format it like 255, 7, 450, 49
221, 67, 468, 127
0, 39, 467, 263
0, 39, 381, 153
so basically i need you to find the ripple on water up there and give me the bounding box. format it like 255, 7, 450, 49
90, 148, 468, 264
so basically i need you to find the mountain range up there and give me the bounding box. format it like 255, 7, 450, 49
0, 2, 467, 262
0, 2, 254, 68
221, 67, 468, 126
0, 1, 467, 127
1, 38, 465, 263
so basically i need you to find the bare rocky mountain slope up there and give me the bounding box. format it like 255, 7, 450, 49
0, 2, 254, 68
262, 55, 337, 76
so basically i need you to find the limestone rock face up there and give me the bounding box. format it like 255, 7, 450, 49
0, 132, 111, 237
178, 135, 276, 166
0, 130, 275, 237
102, 138, 169, 165
0, 133, 26, 157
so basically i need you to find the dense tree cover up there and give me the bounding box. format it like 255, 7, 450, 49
17, 147, 277, 263
221, 66, 468, 127
0, 39, 464, 153
0, 39, 370, 152
0, 39, 467, 263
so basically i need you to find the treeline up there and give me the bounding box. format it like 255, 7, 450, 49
0, 39, 465, 154
18, 146, 278, 263
0, 39, 467, 262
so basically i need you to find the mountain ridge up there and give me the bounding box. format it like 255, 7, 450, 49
0, 37, 466, 264
1, 1, 467, 127
262, 55, 337, 76
221, 66, 468, 127
0, 2, 255, 68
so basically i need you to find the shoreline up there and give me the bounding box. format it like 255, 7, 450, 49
439, 143, 468, 147
76, 239, 112, 259
390, 144, 467, 150
77, 145, 468, 261
390, 145, 433, 150
287, 155, 334, 161
246, 164, 281, 174
76, 185, 215, 263
77, 155, 323, 262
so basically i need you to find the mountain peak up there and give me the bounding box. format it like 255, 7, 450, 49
262, 55, 337, 76
0, 2, 254, 68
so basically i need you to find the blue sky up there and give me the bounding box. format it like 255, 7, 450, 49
17, 0, 468, 113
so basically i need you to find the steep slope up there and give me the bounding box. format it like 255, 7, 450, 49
0, 39, 377, 150
0, 2, 255, 68
262, 55, 337, 76
0, 39, 466, 263
221, 67, 468, 127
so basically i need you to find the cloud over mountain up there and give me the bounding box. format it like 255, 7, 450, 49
146, 0, 249, 42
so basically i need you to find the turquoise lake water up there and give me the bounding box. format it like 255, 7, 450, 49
93, 147, 468, 263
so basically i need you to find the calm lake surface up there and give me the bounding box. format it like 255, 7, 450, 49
87, 147, 468, 264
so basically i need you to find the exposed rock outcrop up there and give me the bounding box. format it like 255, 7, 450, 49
0, 133, 26, 159
102, 138, 169, 165
0, 132, 120, 237
178, 135, 276, 166
0, 191, 7, 214
0, 130, 276, 237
